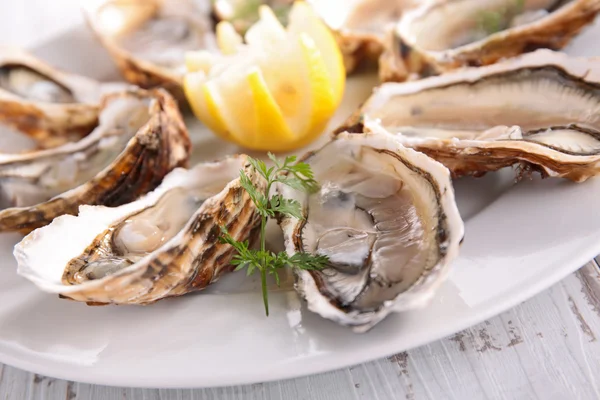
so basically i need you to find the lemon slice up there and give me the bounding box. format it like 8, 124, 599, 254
288, 1, 345, 105
216, 22, 243, 55
184, 1, 346, 152
183, 72, 230, 140
247, 68, 297, 151
185, 52, 216, 74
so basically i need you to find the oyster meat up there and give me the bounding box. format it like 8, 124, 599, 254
381, 0, 600, 81
83, 0, 217, 102
0, 88, 190, 233
278, 129, 464, 332
0, 47, 115, 149
14, 156, 263, 305
345, 50, 600, 181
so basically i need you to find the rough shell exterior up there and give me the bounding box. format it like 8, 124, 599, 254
311, 0, 426, 74
88, 33, 185, 104
381, 0, 600, 82
336, 30, 386, 74
342, 50, 600, 182
0, 47, 102, 148
82, 0, 213, 106
0, 88, 191, 233
15, 158, 264, 305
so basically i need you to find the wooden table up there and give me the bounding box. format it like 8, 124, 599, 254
2, 2, 600, 399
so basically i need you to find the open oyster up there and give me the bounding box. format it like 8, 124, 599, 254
0, 47, 110, 150
0, 88, 190, 233
14, 156, 263, 305
278, 129, 463, 332
308, 0, 424, 73
381, 0, 600, 81
344, 50, 600, 181
83, 0, 216, 102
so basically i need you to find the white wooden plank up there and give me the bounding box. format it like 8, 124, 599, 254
379, 262, 600, 400
349, 360, 407, 399
71, 382, 130, 400
273, 368, 356, 400
29, 373, 69, 400
0, 364, 30, 400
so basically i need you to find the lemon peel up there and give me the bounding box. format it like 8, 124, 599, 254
184, 1, 346, 152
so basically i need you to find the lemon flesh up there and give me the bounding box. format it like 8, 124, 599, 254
184, 1, 346, 152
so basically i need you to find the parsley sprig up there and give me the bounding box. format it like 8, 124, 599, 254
477, 0, 525, 35
219, 153, 328, 316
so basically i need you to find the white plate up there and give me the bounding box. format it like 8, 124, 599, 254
1, 21, 600, 389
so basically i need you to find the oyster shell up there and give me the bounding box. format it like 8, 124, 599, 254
83, 0, 216, 102
278, 129, 464, 332
0, 88, 190, 233
0, 47, 109, 149
308, 0, 424, 73
381, 0, 600, 82
14, 156, 263, 305
344, 50, 600, 181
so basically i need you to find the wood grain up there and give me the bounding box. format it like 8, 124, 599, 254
1, 261, 599, 399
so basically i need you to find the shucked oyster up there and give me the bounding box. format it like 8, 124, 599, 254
0, 88, 190, 233
83, 0, 217, 102
0, 47, 111, 150
345, 50, 600, 181
278, 130, 463, 332
381, 0, 600, 81
14, 156, 263, 305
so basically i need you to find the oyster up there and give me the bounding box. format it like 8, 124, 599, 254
278, 129, 464, 332
382, 0, 600, 82
14, 156, 263, 305
344, 50, 600, 181
308, 0, 424, 73
0, 88, 190, 233
0, 47, 109, 149
83, 0, 216, 102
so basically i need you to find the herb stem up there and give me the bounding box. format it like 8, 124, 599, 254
260, 266, 269, 316
219, 153, 327, 317
260, 214, 269, 316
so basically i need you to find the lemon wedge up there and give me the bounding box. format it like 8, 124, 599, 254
184, 1, 346, 152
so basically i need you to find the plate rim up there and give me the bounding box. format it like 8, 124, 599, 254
0, 238, 595, 388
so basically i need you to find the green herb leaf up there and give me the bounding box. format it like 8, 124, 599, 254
476, 0, 526, 36
267, 152, 282, 167
219, 153, 328, 316
272, 269, 281, 286
289, 252, 330, 271
269, 194, 303, 219
239, 171, 270, 217
248, 157, 271, 181
478, 10, 504, 34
